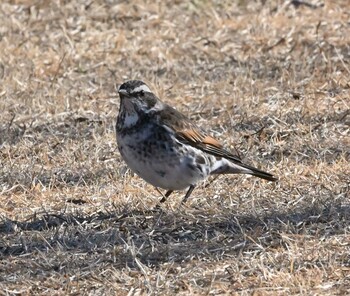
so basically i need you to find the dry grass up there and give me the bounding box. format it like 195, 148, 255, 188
0, 0, 349, 295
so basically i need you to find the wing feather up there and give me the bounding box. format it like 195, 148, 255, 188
157, 104, 242, 162
176, 129, 243, 163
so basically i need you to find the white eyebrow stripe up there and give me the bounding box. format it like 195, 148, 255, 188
131, 84, 151, 93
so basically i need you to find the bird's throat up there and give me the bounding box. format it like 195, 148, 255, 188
123, 111, 140, 128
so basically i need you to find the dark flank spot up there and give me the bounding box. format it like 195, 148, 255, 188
187, 163, 196, 171
156, 170, 166, 178
196, 164, 203, 173
195, 154, 206, 164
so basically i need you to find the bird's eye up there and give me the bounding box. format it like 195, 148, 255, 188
139, 90, 144, 96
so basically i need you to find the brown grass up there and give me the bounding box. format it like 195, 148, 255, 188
0, 0, 349, 295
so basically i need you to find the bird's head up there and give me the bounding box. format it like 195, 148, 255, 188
117, 80, 162, 129
118, 80, 160, 111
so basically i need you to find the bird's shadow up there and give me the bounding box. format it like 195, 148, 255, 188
1, 201, 349, 276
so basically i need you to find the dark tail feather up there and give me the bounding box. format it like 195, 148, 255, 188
211, 159, 277, 181
243, 163, 277, 181
250, 168, 277, 181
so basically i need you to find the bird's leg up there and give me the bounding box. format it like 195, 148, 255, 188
181, 185, 195, 204
159, 190, 173, 203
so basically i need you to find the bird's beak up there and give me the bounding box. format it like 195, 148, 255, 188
118, 89, 128, 96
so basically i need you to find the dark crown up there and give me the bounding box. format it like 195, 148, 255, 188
118, 80, 151, 94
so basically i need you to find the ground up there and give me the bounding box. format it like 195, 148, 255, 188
0, 0, 349, 295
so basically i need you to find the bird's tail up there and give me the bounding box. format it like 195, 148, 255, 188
243, 163, 277, 181
211, 159, 277, 182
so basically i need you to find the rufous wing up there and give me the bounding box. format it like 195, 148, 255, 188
175, 128, 243, 164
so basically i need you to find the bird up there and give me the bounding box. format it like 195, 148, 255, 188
116, 80, 277, 204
